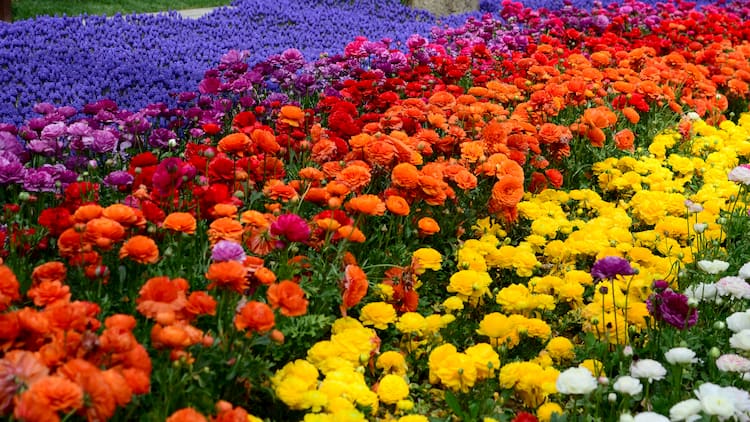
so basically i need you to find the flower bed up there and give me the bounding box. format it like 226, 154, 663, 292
1, 0, 750, 421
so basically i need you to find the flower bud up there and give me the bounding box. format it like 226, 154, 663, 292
708, 347, 721, 358
713, 321, 726, 330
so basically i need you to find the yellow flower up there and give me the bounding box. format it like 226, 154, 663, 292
579, 359, 606, 378
412, 248, 442, 274
465, 343, 500, 379
376, 283, 394, 300
307, 340, 355, 374
359, 302, 397, 330
537, 402, 564, 422
396, 312, 427, 335
377, 374, 410, 404
522, 318, 552, 340
442, 296, 465, 312
447, 270, 492, 301
376, 351, 407, 375
476, 312, 519, 348
428, 344, 458, 384
545, 337, 575, 362
457, 247, 488, 271
331, 326, 379, 365
433, 352, 477, 393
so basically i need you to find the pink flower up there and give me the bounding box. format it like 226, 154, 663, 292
270, 213, 310, 245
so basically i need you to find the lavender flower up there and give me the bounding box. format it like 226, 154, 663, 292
590, 256, 636, 280
211, 240, 247, 262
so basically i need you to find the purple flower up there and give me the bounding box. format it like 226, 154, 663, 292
211, 240, 247, 262
647, 289, 698, 329
103, 171, 134, 188
0, 152, 25, 184
23, 168, 57, 192
591, 256, 636, 280
270, 213, 310, 244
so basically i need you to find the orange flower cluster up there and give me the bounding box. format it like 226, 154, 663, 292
0, 264, 152, 422
136, 276, 216, 361
167, 400, 253, 422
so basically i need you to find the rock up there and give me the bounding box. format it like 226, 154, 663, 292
405, 0, 479, 16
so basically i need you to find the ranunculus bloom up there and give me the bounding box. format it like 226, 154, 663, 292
417, 217, 440, 236
590, 256, 636, 280
267, 280, 308, 317
162, 212, 197, 235
234, 301, 275, 334
269, 213, 310, 244
555, 367, 598, 395
119, 235, 159, 264
647, 289, 698, 329
211, 240, 246, 262
728, 164, 750, 185
629, 359, 666, 383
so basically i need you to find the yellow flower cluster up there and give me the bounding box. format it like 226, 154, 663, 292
428, 342, 499, 393
476, 312, 551, 348
498, 360, 559, 407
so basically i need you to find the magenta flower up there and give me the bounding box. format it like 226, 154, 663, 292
591, 256, 636, 281
270, 213, 310, 245
647, 289, 698, 330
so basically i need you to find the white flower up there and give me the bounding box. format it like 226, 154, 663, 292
619, 414, 635, 422
716, 276, 750, 299
683, 283, 718, 303
612, 375, 642, 396
686, 111, 701, 121
695, 383, 738, 419
693, 223, 707, 233
697, 260, 730, 275
738, 262, 750, 279
726, 311, 750, 333
555, 367, 598, 395
716, 354, 750, 373
633, 412, 669, 422
729, 329, 750, 351
669, 399, 702, 422
728, 165, 750, 185
664, 347, 699, 365
630, 359, 667, 383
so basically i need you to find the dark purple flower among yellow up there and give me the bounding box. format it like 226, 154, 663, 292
269, 213, 310, 246
647, 288, 698, 329
590, 256, 636, 281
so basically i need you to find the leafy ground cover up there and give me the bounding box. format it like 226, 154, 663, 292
1, 0, 750, 421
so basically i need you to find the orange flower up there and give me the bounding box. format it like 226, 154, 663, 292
84, 217, 126, 250
208, 217, 243, 245
391, 163, 420, 189
73, 204, 103, 223
417, 217, 441, 236
218, 133, 251, 155
57, 227, 91, 258
22, 375, 84, 413
162, 212, 197, 234
346, 194, 386, 216
251, 128, 281, 154
364, 139, 398, 168
167, 408, 209, 422
452, 169, 478, 190
336, 164, 372, 192
27, 281, 71, 307
267, 281, 309, 317
263, 181, 299, 202
254, 267, 277, 285
0, 265, 21, 312
58, 359, 118, 422
136, 276, 189, 324
205, 261, 248, 293
614, 129, 635, 152
582, 106, 618, 128
0, 350, 48, 413
622, 107, 640, 124
279, 105, 304, 127
491, 175, 525, 209
298, 167, 325, 182
341, 264, 369, 312
101, 369, 133, 407
151, 322, 204, 349
102, 204, 144, 228
31, 261, 67, 286
119, 235, 159, 264
211, 203, 238, 219
240, 210, 271, 231
385, 195, 410, 216
234, 301, 275, 334
335, 225, 366, 243
184, 291, 217, 320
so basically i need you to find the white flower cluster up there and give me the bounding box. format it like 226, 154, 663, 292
670, 383, 750, 421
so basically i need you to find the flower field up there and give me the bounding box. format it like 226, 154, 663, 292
3, 0, 750, 420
